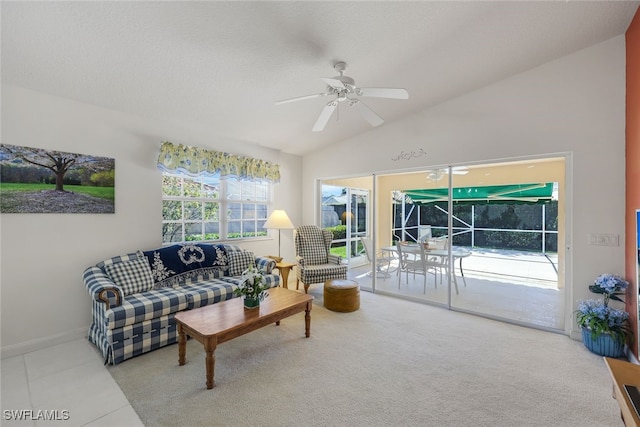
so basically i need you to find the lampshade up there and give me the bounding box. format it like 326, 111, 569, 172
264, 210, 294, 230
264, 210, 294, 259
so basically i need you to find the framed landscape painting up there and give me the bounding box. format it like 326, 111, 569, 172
0, 144, 115, 213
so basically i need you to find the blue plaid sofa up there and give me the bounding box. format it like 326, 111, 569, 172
83, 243, 279, 364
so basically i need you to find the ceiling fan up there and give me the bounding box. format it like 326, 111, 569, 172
275, 61, 409, 132
427, 167, 469, 182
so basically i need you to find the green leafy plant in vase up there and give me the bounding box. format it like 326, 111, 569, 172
575, 274, 631, 357
234, 266, 270, 309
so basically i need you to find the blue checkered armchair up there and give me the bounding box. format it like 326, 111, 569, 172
294, 225, 348, 293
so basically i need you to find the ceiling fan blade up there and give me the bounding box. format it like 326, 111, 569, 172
356, 87, 409, 99
321, 78, 346, 90
312, 101, 338, 132
275, 92, 327, 105
349, 99, 384, 127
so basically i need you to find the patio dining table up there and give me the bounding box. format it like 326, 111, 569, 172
381, 244, 472, 288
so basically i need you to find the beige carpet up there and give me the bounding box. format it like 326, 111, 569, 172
108, 289, 622, 427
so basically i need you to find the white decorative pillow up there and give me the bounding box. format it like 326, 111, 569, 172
104, 256, 155, 296
228, 251, 255, 277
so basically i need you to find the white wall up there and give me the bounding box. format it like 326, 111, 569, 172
1, 34, 627, 354
302, 36, 627, 337
0, 85, 302, 357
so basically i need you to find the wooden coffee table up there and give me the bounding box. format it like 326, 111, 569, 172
174, 287, 313, 389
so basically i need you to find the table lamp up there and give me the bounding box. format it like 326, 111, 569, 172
263, 210, 295, 258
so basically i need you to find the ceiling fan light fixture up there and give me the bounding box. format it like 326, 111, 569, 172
275, 61, 409, 132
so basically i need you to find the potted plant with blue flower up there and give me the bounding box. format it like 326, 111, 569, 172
575, 273, 631, 357
233, 266, 270, 309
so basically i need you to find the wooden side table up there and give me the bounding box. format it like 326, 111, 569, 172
604, 357, 640, 426
275, 262, 296, 289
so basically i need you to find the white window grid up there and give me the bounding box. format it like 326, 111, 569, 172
162, 173, 271, 244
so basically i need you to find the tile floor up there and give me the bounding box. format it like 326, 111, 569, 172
1, 338, 142, 427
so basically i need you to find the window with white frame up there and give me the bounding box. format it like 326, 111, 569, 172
162, 172, 270, 243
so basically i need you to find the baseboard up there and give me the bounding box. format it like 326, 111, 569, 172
1, 327, 87, 359
569, 329, 582, 341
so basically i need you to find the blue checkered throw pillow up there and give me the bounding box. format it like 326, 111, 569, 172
104, 256, 155, 296
227, 251, 255, 276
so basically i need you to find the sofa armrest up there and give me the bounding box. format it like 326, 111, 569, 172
83, 266, 123, 310
255, 256, 276, 274
262, 273, 280, 288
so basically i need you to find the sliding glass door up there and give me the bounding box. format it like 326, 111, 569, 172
448, 160, 565, 330
360, 168, 451, 306
347, 188, 368, 267
320, 180, 373, 289
318, 157, 566, 332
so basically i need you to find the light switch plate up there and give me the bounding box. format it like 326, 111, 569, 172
588, 233, 619, 246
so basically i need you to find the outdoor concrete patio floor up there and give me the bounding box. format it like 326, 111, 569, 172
347, 247, 564, 330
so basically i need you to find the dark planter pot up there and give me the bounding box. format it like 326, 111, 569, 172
581, 328, 625, 357
243, 296, 260, 309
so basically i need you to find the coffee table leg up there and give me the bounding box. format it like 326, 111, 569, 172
305, 302, 311, 338
205, 337, 217, 389
178, 324, 186, 366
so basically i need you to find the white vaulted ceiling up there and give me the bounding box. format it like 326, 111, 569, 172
2, 1, 638, 156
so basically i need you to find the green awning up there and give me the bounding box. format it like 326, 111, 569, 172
401, 183, 555, 205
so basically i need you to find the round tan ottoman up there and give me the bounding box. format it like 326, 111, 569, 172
324, 279, 360, 312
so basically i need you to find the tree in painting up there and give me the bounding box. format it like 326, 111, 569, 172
0, 144, 115, 214
1, 145, 113, 192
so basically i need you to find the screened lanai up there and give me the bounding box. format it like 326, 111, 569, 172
322, 157, 567, 331
392, 182, 558, 255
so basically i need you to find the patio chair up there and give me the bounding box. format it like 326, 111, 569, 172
424, 236, 460, 294
427, 236, 448, 285
294, 225, 348, 294
417, 225, 432, 243
397, 242, 440, 293
361, 237, 391, 279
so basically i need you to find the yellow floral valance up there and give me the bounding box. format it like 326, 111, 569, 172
157, 141, 280, 183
